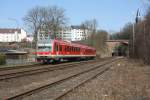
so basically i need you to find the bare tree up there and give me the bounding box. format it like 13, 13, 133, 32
128, 7, 150, 64
81, 19, 98, 46
80, 23, 87, 40
23, 5, 68, 48
23, 6, 45, 48
44, 6, 68, 37
94, 30, 108, 51
81, 19, 98, 35
110, 23, 132, 40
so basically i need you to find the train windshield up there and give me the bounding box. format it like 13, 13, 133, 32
38, 46, 52, 52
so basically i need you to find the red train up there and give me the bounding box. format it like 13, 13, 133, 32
34, 39, 96, 63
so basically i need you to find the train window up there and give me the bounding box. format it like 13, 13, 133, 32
55, 44, 58, 52
70, 47, 71, 51
69, 46, 71, 52
67, 46, 69, 52
75, 47, 77, 52
68, 46, 69, 52
65, 46, 67, 52
69, 47, 71, 52
69, 46, 70, 52
54, 44, 57, 52
70, 47, 72, 52
72, 47, 73, 52
38, 46, 52, 52
57, 45, 58, 51
77, 48, 79, 52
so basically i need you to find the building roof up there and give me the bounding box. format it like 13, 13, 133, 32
71, 25, 88, 30
107, 40, 129, 44
27, 34, 33, 37
71, 25, 82, 29
6, 50, 27, 54
0, 28, 21, 33
0, 49, 27, 54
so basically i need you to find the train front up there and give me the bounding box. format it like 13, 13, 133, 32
35, 39, 54, 63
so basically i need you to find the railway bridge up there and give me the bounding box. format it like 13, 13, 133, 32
106, 40, 129, 56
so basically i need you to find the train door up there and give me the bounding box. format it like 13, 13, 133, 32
54, 43, 59, 55
59, 44, 63, 55
61, 45, 64, 55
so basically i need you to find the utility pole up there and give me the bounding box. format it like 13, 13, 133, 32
132, 9, 140, 57
143, 19, 146, 61
132, 22, 135, 57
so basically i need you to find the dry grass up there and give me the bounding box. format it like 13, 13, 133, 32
60, 58, 150, 100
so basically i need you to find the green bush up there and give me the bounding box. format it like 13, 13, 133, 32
0, 54, 6, 65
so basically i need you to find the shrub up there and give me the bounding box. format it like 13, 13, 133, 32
0, 54, 6, 65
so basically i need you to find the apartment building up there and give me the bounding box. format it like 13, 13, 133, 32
58, 25, 88, 41
0, 28, 27, 42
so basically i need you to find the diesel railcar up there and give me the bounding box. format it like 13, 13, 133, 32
34, 39, 96, 63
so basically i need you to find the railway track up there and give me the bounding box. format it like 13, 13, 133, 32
0, 60, 83, 72
5, 57, 122, 100
0, 57, 111, 72
0, 59, 103, 81
0, 60, 91, 71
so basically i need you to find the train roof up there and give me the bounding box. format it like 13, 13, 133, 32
53, 39, 95, 50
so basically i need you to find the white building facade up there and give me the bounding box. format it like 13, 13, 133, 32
58, 27, 72, 41
58, 26, 88, 41
26, 35, 33, 42
0, 28, 27, 42
70, 26, 88, 41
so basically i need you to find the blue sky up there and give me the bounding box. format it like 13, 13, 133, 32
0, 0, 149, 32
